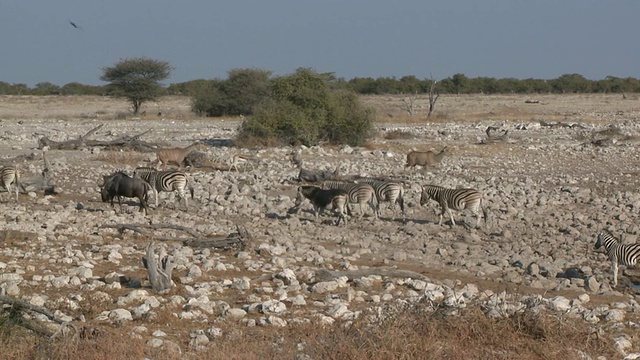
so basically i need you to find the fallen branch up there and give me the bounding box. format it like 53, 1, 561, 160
314, 268, 428, 282
0, 294, 78, 339
539, 120, 585, 129
99, 223, 251, 251
37, 125, 158, 152
482, 126, 510, 144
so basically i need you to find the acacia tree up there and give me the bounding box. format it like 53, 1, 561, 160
100, 57, 172, 114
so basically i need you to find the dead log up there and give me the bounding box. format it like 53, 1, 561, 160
99, 223, 251, 251
539, 120, 585, 129
37, 125, 158, 152
143, 241, 174, 293
38, 124, 104, 150
314, 268, 428, 282
484, 126, 509, 143
0, 294, 78, 339
0, 152, 40, 166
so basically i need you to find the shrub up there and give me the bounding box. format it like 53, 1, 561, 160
190, 69, 271, 117
237, 68, 375, 147
191, 80, 225, 117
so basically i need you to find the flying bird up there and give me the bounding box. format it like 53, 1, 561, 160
68, 20, 83, 31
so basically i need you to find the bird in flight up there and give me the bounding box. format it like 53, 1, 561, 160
68, 20, 83, 31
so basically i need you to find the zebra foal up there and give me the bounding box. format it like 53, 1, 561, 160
133, 167, 195, 210
321, 180, 378, 220
355, 179, 405, 221
0, 166, 20, 202
595, 230, 640, 287
420, 184, 487, 228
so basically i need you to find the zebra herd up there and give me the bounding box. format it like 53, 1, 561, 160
294, 178, 487, 230
2, 153, 640, 289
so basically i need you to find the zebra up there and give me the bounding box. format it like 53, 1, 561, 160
320, 180, 378, 220
595, 230, 640, 287
0, 166, 20, 202
420, 184, 487, 228
133, 167, 194, 210
355, 179, 405, 221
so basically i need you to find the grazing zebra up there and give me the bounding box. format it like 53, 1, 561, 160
320, 180, 378, 220
0, 166, 20, 202
420, 184, 487, 228
355, 179, 405, 221
595, 230, 640, 287
133, 167, 194, 210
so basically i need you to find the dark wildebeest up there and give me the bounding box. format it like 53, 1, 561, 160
100, 171, 152, 214
295, 186, 348, 225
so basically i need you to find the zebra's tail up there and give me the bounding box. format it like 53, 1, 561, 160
371, 193, 379, 217
398, 188, 406, 214
14, 165, 25, 192
481, 199, 489, 226
189, 184, 195, 199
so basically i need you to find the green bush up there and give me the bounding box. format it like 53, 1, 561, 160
190, 80, 225, 117
236, 68, 375, 147
190, 68, 271, 117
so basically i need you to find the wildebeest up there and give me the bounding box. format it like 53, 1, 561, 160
295, 186, 348, 225
100, 171, 152, 214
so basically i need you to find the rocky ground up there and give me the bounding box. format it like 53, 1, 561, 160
2, 94, 640, 357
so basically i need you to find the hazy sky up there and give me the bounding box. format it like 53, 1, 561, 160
2, 1, 639, 87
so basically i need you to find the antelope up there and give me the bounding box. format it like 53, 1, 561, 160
230, 153, 257, 172
405, 147, 448, 168
155, 141, 200, 170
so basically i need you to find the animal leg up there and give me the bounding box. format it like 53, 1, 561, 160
448, 208, 456, 226
438, 207, 445, 226
177, 189, 188, 210
312, 205, 320, 221
613, 262, 619, 287
399, 197, 406, 223
474, 208, 482, 228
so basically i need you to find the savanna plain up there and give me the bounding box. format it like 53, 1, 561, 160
1, 94, 640, 359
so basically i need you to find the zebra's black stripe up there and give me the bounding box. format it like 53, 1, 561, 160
420, 184, 486, 228
356, 179, 405, 221
0, 166, 20, 202
134, 167, 194, 209
321, 180, 378, 219
595, 230, 640, 286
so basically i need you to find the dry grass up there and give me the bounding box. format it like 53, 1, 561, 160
0, 303, 619, 360
383, 129, 415, 140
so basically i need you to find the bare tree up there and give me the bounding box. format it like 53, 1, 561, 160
427, 77, 440, 118
399, 92, 419, 116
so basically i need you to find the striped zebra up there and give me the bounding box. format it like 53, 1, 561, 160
420, 184, 487, 228
133, 167, 194, 210
320, 180, 378, 220
355, 179, 405, 221
595, 230, 640, 287
0, 166, 20, 202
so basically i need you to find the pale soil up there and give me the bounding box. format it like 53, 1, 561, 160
1, 94, 640, 351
